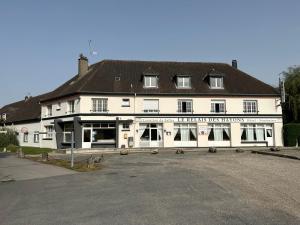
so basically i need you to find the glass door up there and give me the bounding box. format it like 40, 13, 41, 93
82, 128, 92, 148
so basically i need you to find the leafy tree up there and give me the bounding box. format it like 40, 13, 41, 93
0, 128, 19, 148
282, 66, 300, 123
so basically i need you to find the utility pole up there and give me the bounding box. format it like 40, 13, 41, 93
71, 131, 74, 168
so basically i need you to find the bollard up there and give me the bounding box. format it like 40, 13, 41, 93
41, 152, 49, 161
208, 147, 217, 153
17, 148, 25, 158
120, 149, 129, 155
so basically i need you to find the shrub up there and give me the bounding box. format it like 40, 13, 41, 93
283, 123, 300, 146
6, 144, 19, 152
0, 128, 19, 148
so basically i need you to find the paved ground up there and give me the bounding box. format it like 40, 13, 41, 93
0, 153, 76, 182
0, 151, 300, 225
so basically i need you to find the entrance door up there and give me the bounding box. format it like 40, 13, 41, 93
82, 128, 92, 148
265, 128, 274, 146
139, 123, 163, 147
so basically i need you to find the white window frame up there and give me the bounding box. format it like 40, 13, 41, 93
68, 100, 75, 114
33, 132, 39, 143
144, 76, 158, 88
208, 124, 231, 141
92, 98, 108, 113
177, 76, 191, 89
243, 100, 258, 114
44, 125, 54, 139
143, 99, 159, 113
178, 99, 193, 113
46, 105, 52, 117
23, 132, 28, 142
122, 98, 130, 107
211, 100, 226, 113
240, 124, 271, 142
210, 77, 224, 89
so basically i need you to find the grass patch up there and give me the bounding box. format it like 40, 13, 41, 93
21, 147, 53, 155
27, 157, 104, 172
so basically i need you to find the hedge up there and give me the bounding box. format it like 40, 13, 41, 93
283, 123, 300, 147
0, 128, 19, 148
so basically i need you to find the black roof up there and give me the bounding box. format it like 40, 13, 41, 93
0, 93, 51, 124
41, 60, 279, 102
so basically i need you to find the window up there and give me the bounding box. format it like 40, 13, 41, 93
34, 133, 39, 143
143, 99, 159, 113
210, 77, 224, 89
92, 98, 108, 112
139, 123, 163, 147
243, 100, 257, 113
1, 113, 6, 121
177, 76, 191, 88
23, 132, 28, 142
241, 124, 272, 142
174, 124, 197, 142
45, 125, 54, 139
46, 105, 52, 117
63, 124, 74, 143
208, 124, 230, 141
178, 100, 193, 113
211, 100, 225, 113
68, 100, 75, 114
122, 98, 130, 107
122, 123, 130, 130
57, 102, 61, 111
144, 76, 158, 88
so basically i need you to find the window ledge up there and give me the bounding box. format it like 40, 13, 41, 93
42, 138, 53, 140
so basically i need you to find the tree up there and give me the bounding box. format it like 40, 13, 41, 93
282, 66, 300, 123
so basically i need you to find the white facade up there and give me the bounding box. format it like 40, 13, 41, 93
34, 94, 283, 150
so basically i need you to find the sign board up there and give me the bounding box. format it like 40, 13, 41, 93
198, 126, 208, 135
136, 116, 282, 123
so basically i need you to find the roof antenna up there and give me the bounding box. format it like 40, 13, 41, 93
88, 40, 98, 56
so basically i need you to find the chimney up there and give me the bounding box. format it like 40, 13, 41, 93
78, 53, 88, 76
232, 60, 238, 69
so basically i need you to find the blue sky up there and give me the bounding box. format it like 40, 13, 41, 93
0, 0, 299, 107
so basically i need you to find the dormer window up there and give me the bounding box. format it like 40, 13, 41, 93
210, 77, 224, 89
144, 75, 158, 88
176, 76, 191, 89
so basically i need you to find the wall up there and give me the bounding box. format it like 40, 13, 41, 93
8, 122, 41, 147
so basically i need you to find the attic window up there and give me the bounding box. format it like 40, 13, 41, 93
144, 75, 158, 88
210, 77, 224, 89
1, 113, 6, 121
115, 76, 121, 81
176, 76, 191, 88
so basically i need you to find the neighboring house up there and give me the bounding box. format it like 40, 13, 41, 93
0, 55, 283, 149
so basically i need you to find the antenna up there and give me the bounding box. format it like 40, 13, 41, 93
88, 40, 98, 56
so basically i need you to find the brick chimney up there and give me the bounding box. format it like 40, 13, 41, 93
78, 54, 88, 76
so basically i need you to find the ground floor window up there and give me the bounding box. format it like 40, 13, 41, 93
241, 124, 272, 142
82, 123, 116, 145
44, 125, 54, 139
139, 123, 163, 147
174, 123, 197, 142
63, 123, 74, 143
23, 132, 28, 142
208, 124, 230, 141
33, 133, 39, 143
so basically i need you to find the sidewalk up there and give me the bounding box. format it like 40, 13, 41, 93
0, 153, 76, 182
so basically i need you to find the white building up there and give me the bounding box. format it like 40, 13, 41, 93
0, 56, 283, 150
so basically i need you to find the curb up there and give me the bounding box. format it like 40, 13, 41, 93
251, 150, 300, 160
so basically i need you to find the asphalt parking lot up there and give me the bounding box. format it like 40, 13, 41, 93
0, 151, 300, 225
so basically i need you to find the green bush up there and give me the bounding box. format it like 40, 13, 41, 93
0, 128, 19, 148
283, 123, 300, 146
6, 144, 19, 152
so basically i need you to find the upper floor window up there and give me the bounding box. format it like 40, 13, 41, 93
211, 100, 226, 113
122, 98, 130, 107
178, 99, 193, 113
210, 77, 224, 89
68, 100, 75, 114
92, 98, 108, 112
243, 100, 257, 114
144, 76, 158, 88
143, 99, 159, 113
46, 105, 52, 117
177, 76, 191, 88
57, 102, 61, 111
